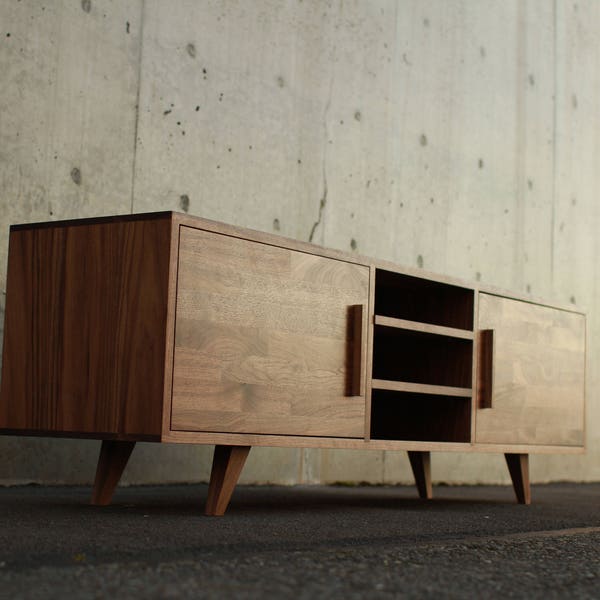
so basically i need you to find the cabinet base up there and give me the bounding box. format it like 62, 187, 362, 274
87, 441, 532, 514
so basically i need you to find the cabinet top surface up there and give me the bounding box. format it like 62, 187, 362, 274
8, 210, 585, 316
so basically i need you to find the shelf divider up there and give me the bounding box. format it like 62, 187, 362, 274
371, 379, 473, 398
374, 315, 474, 340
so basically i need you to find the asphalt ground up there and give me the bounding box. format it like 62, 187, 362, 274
1, 482, 600, 599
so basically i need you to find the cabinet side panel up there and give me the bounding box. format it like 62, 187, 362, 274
0, 219, 171, 438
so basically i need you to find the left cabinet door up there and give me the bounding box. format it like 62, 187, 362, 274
170, 226, 370, 438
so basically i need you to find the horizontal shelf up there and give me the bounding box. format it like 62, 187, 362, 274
374, 315, 474, 340
371, 379, 473, 398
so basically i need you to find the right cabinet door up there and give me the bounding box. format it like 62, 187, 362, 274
476, 293, 585, 447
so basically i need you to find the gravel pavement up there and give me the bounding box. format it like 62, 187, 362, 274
1, 482, 600, 598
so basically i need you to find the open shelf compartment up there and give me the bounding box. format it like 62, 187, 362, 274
370, 389, 471, 442
372, 324, 473, 388
375, 269, 474, 331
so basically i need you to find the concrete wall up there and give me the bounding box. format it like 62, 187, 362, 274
1, 0, 599, 487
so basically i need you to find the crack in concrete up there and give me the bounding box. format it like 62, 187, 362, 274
309, 55, 335, 244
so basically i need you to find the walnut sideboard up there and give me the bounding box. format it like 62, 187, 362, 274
0, 212, 586, 515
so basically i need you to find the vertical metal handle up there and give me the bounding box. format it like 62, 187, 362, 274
477, 329, 495, 408
350, 304, 366, 397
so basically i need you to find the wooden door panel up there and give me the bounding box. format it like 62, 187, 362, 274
171, 226, 369, 438
476, 294, 585, 446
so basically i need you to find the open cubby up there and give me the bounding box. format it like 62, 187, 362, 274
372, 325, 473, 389
370, 390, 471, 442
375, 269, 474, 330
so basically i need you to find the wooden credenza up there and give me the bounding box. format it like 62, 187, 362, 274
0, 212, 586, 514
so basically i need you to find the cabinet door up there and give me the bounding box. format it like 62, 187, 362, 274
476, 293, 585, 447
171, 226, 369, 438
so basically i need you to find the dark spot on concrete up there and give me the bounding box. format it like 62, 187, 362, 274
402, 53, 412, 66
350, 239, 357, 251
273, 218, 280, 231
570, 295, 576, 304
350, 212, 354, 218
527, 179, 533, 190
216, 165, 220, 169
70, 167, 81, 185
366, 180, 371, 188
572, 94, 578, 109
195, 105, 200, 111
480, 46, 486, 58
528, 74, 535, 86
249, 145, 253, 150
504, 208, 509, 214
423, 17, 430, 26
297, 159, 302, 164
228, 147, 232, 152
478, 158, 484, 169
400, 202, 404, 208
340, 120, 344, 125
126, 21, 130, 34
181, 130, 185, 136
571, 196, 577, 206
179, 194, 190, 212
163, 109, 171, 115
526, 284, 531, 293
219, 93, 223, 102
186, 43, 196, 58
354, 111, 362, 122
420, 134, 427, 146
81, 0, 91, 13
6, 33, 10, 38
430, 197, 434, 204
559, 222, 564, 232
417, 255, 424, 268
475, 272, 481, 281
177, 121, 181, 126
276, 76, 285, 88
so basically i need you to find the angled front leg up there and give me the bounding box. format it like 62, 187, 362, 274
205, 445, 251, 516
505, 453, 531, 505
408, 450, 433, 500
91, 440, 136, 506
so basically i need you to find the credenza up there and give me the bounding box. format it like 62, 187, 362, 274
0, 212, 586, 514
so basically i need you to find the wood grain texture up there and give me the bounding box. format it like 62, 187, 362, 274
205, 445, 251, 516
505, 453, 531, 505
164, 429, 584, 454
171, 226, 369, 438
475, 294, 585, 447
0, 216, 172, 438
408, 450, 433, 499
374, 315, 474, 340
91, 440, 136, 506
371, 380, 472, 398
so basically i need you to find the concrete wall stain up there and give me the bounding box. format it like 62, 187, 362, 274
70, 167, 82, 185
179, 194, 190, 212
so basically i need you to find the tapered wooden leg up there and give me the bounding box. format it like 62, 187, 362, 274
408, 451, 432, 500
91, 440, 136, 506
205, 445, 251, 516
505, 453, 531, 505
